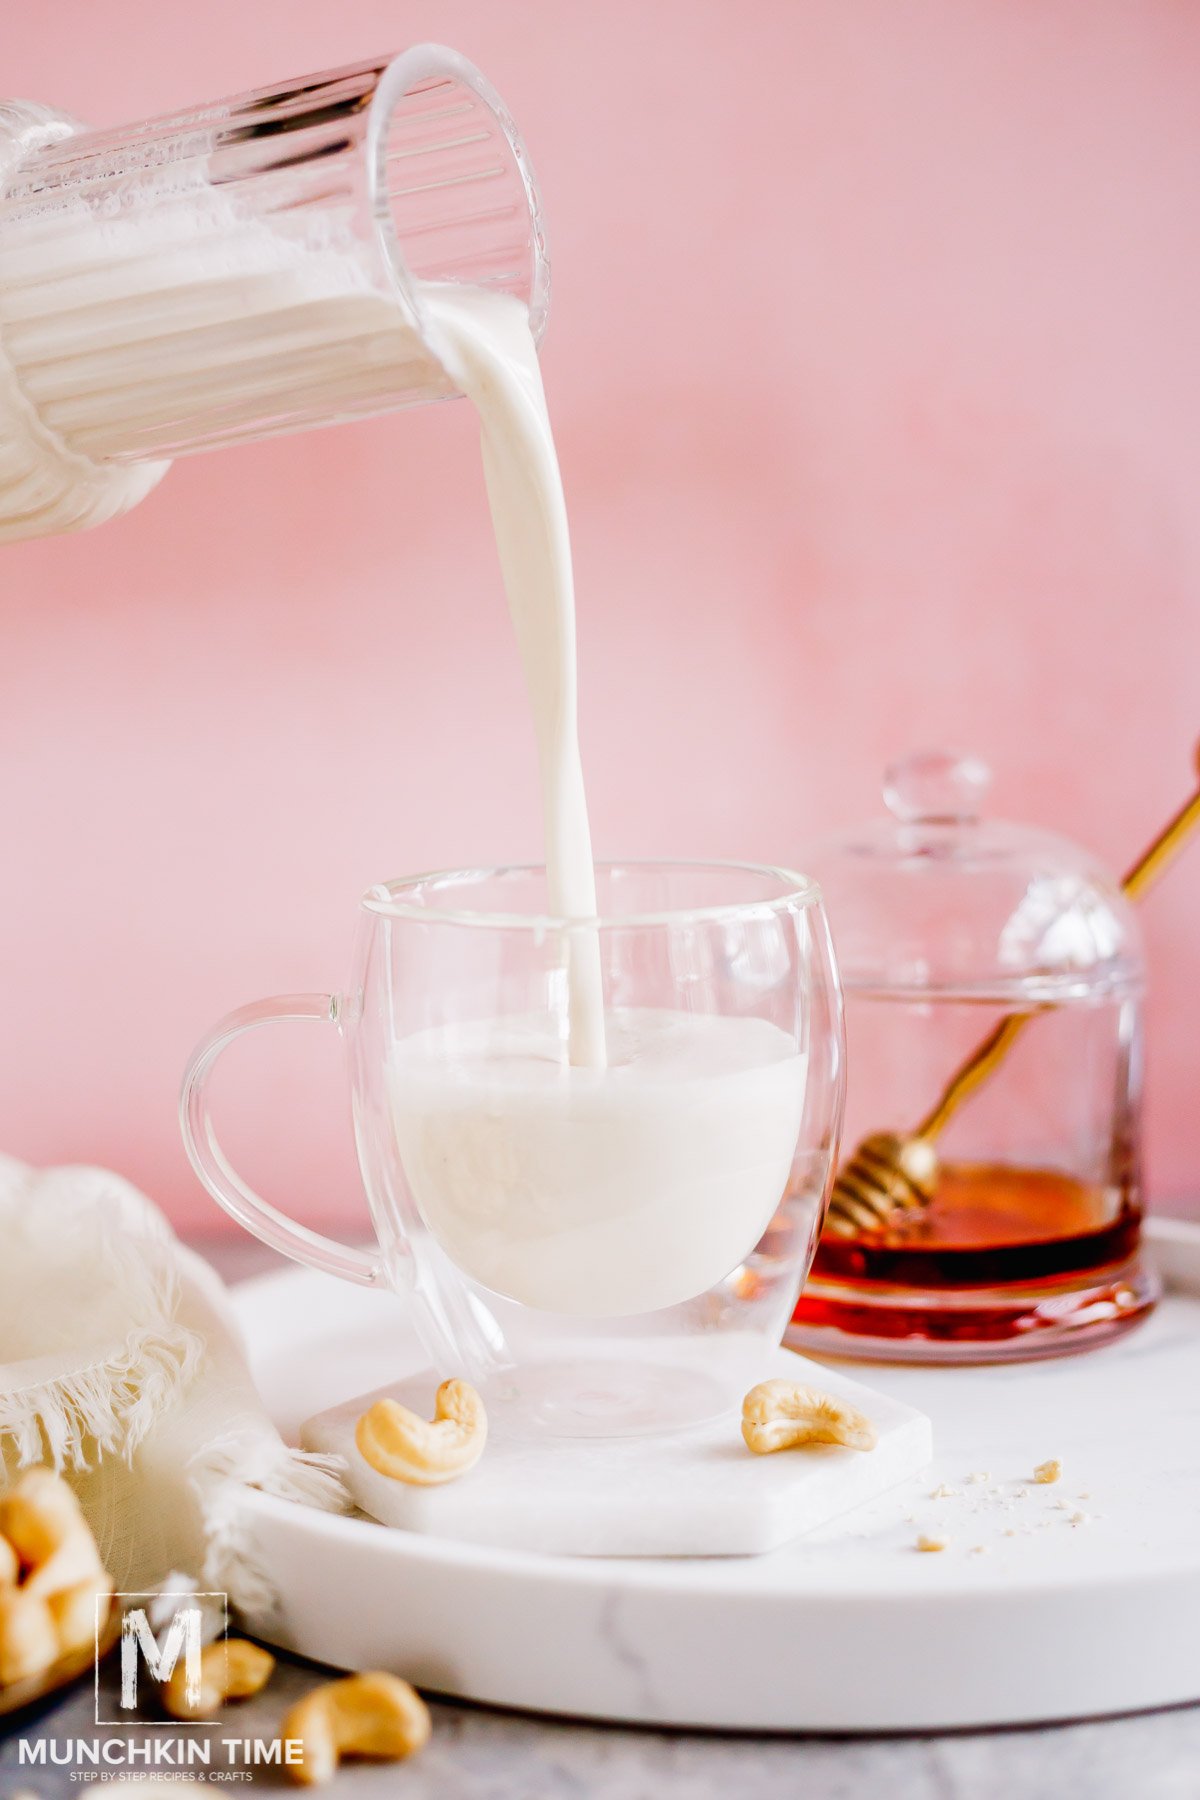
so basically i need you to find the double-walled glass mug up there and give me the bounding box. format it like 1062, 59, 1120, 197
181, 862, 845, 1437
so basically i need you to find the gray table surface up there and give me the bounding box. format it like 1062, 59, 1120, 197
2, 1237, 1197, 1800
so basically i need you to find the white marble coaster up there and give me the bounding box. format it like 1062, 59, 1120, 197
301, 1349, 933, 1557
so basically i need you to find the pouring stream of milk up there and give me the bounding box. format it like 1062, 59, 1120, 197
419, 284, 606, 1069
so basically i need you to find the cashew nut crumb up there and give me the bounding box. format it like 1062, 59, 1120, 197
356, 1381, 487, 1486
1033, 1459, 1062, 1484
1069, 1511, 1091, 1527
930, 1484, 960, 1499
965, 1471, 990, 1485
162, 1638, 275, 1721
741, 1381, 876, 1455
916, 1534, 949, 1553
1003, 1529, 1017, 1537
282, 1672, 431, 1786
969, 1545, 989, 1555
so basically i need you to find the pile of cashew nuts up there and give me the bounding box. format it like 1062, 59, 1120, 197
0, 1467, 430, 1785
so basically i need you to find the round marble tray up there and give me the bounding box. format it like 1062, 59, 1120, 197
233, 1216, 1200, 1732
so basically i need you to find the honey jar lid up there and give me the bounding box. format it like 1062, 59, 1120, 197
804, 750, 1144, 1000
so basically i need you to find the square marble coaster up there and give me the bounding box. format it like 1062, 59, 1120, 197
301, 1349, 932, 1557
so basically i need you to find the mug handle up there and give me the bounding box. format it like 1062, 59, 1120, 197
179, 992, 384, 1288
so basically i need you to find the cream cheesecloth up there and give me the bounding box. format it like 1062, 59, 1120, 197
0, 1154, 347, 1608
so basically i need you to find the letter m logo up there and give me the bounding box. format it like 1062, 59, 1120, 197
99, 1591, 228, 1725
120, 1604, 202, 1711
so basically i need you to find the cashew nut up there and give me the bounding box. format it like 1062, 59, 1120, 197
0, 1586, 61, 1686
281, 1671, 431, 1786
47, 1573, 116, 1659
741, 1379, 877, 1454
0, 1469, 115, 1687
0, 1468, 106, 1598
162, 1637, 275, 1721
355, 1380, 487, 1486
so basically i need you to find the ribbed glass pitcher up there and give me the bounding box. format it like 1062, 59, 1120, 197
0, 45, 548, 540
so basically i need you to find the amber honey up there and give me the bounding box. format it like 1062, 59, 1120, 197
791, 1160, 1156, 1359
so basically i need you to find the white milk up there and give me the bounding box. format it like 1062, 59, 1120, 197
417, 284, 606, 1069
391, 1010, 808, 1316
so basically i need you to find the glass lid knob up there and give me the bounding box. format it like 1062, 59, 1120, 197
882, 749, 992, 824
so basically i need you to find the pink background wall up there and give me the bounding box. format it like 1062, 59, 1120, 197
2, 1, 1197, 1236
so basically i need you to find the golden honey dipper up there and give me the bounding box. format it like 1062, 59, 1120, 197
824, 739, 1200, 1240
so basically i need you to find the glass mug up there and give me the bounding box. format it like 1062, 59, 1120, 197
181, 862, 845, 1436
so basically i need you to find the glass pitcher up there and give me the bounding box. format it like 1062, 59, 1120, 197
0, 45, 547, 540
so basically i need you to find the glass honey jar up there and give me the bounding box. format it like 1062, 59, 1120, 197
789, 750, 1159, 1362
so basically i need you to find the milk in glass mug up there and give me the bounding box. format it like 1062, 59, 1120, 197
181, 861, 845, 1436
